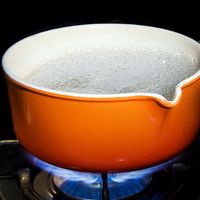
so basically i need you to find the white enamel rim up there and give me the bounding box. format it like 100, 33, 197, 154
2, 23, 200, 108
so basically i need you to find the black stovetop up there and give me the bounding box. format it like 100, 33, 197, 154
1, 134, 200, 200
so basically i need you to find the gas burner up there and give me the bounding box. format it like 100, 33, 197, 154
16, 151, 185, 200
2, 140, 200, 200
17, 164, 186, 200
52, 172, 152, 200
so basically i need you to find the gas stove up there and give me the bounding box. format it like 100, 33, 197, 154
1, 135, 200, 200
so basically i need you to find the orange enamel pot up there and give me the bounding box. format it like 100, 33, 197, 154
2, 24, 200, 172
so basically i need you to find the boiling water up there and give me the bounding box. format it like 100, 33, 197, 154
23, 47, 200, 101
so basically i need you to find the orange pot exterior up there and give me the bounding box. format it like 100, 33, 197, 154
6, 77, 200, 172
3, 24, 200, 172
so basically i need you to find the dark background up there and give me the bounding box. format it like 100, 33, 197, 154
0, 1, 199, 140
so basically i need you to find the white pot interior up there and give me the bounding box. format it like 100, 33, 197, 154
2, 24, 200, 101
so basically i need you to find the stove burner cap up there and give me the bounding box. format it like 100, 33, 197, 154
53, 172, 152, 200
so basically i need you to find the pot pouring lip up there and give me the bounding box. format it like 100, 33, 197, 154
2, 23, 200, 108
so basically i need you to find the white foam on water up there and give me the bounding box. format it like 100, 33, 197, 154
23, 47, 200, 101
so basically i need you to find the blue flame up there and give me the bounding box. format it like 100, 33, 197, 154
109, 154, 182, 183
108, 174, 152, 200
26, 153, 101, 184
25, 152, 184, 200
54, 176, 102, 199
26, 151, 182, 184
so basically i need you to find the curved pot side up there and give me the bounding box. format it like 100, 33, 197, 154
7, 77, 200, 172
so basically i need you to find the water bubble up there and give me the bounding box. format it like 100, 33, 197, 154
23, 47, 199, 101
